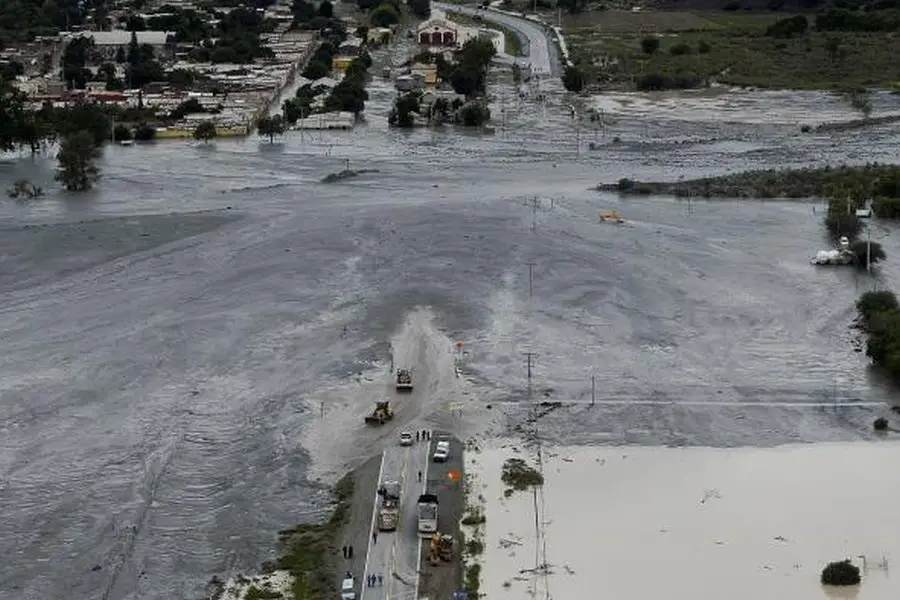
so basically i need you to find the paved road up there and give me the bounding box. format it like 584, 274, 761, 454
361, 437, 430, 600
435, 2, 561, 77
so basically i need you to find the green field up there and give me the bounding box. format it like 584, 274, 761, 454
563, 10, 900, 90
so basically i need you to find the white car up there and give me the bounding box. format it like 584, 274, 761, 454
433, 441, 450, 462
341, 573, 356, 600
399, 432, 413, 446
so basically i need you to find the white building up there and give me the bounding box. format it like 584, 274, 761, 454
415, 10, 505, 55
80, 30, 173, 47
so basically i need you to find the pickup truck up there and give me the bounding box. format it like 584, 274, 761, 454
378, 480, 401, 531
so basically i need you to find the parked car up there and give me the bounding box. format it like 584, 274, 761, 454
341, 573, 356, 600
399, 431, 413, 446
433, 441, 450, 462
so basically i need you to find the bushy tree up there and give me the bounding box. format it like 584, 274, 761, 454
562, 65, 585, 93
388, 91, 422, 128
56, 130, 101, 191
257, 114, 286, 141
849, 239, 886, 270
193, 120, 217, 143
370, 3, 400, 26
821, 560, 861, 586
641, 36, 659, 54
857, 290, 899, 323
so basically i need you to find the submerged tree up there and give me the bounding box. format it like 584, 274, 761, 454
821, 560, 861, 586
193, 120, 217, 143
56, 130, 101, 191
257, 114, 286, 142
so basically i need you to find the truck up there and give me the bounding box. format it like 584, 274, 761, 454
378, 480, 401, 531
396, 368, 413, 392
416, 493, 439, 534
364, 400, 394, 425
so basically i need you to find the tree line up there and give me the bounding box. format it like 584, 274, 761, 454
388, 39, 495, 128
283, 23, 373, 124
856, 289, 900, 382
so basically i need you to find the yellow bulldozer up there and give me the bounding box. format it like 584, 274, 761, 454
364, 400, 394, 425
427, 533, 454, 566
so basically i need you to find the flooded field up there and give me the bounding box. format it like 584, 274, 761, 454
471, 441, 900, 600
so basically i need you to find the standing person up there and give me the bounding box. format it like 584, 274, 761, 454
417, 470, 422, 483
372, 531, 378, 544
416, 431, 420, 442
348, 545, 353, 559
377, 574, 383, 586
342, 545, 347, 558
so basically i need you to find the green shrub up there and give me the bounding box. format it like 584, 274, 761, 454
857, 291, 898, 323
821, 560, 861, 586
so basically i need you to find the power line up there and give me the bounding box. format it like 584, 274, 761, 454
526, 262, 536, 301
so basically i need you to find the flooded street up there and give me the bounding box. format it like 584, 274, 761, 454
3, 41, 900, 599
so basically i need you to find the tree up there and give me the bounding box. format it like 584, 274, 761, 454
825, 36, 843, 61
821, 560, 861, 586
562, 65, 585, 93
193, 120, 217, 143
850, 239, 886, 270
407, 0, 431, 18
0, 80, 29, 152
257, 114, 286, 142
388, 91, 422, 128
857, 290, 899, 323
113, 123, 133, 142
370, 3, 400, 27
318, 0, 334, 17
56, 130, 101, 192
641, 36, 659, 54
292, 0, 316, 23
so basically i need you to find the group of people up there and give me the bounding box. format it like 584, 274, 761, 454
366, 573, 384, 587
415, 430, 432, 442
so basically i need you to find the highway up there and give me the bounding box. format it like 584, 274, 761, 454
435, 2, 561, 77
360, 437, 430, 600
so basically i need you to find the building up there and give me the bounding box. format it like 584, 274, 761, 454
410, 62, 437, 85
415, 10, 506, 54
70, 30, 174, 60
417, 14, 460, 48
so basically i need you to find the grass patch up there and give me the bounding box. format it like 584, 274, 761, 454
501, 458, 544, 493
246, 586, 283, 600
274, 473, 354, 600
602, 163, 900, 199
461, 508, 486, 526
563, 9, 900, 90
464, 563, 482, 596
465, 538, 485, 556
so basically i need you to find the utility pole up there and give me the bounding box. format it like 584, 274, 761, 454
867, 227, 872, 274
526, 261, 535, 300
524, 352, 535, 400
529, 197, 539, 232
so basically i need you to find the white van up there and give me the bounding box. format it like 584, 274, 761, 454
341, 573, 356, 600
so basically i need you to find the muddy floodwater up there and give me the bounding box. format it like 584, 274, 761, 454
5, 54, 900, 599
472, 442, 900, 600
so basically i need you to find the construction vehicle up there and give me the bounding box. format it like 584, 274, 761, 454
417, 493, 439, 534
396, 368, 413, 392
599, 210, 626, 224
427, 533, 454, 566
364, 400, 394, 425
378, 480, 401, 531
